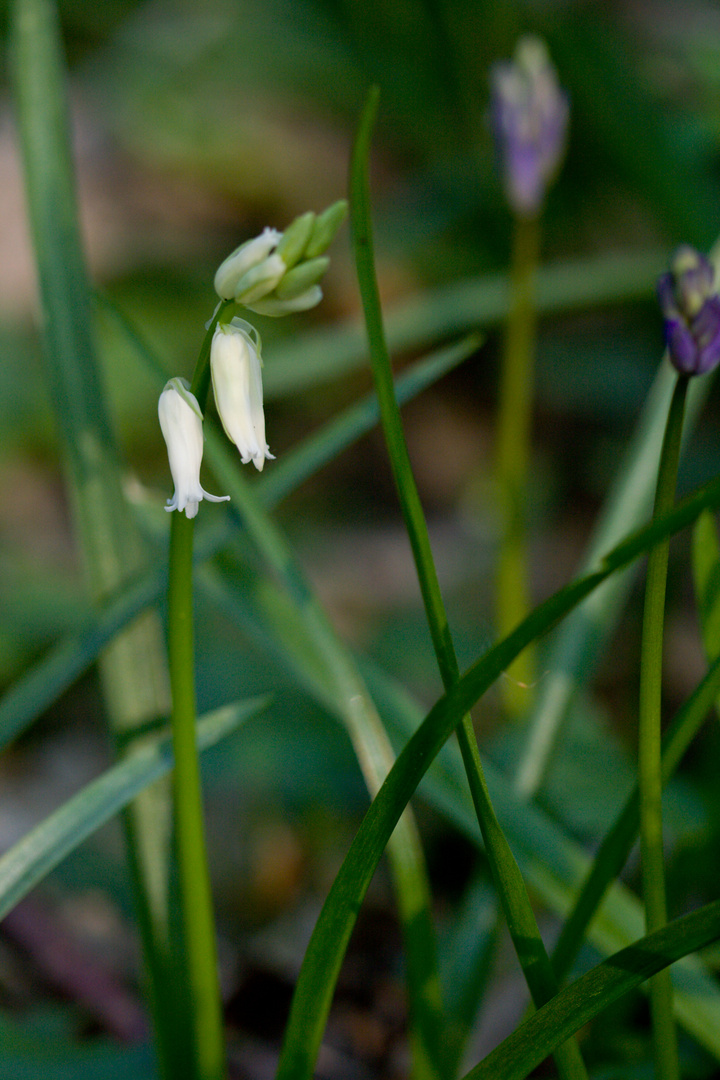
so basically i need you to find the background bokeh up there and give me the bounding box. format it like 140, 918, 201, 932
3, 1, 720, 1076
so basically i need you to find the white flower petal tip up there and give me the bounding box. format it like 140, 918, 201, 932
158, 380, 230, 518
210, 319, 274, 470
214, 228, 282, 300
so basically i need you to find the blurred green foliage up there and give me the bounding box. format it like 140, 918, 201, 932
4, 1, 720, 1076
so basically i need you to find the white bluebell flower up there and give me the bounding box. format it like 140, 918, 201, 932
158, 378, 229, 518
210, 319, 274, 471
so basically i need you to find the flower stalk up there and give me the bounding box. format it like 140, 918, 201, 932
490, 38, 568, 717
160, 205, 345, 1076
350, 86, 588, 1080
164, 302, 232, 1080
638, 371, 687, 1080
167, 510, 226, 1080
494, 213, 541, 715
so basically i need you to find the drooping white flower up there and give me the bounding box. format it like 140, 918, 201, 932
158, 378, 229, 518
210, 318, 274, 471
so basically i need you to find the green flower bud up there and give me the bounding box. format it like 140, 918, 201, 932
274, 256, 330, 301
246, 286, 323, 317
305, 200, 348, 258
276, 211, 316, 270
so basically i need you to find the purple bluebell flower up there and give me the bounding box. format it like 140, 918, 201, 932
657, 246, 720, 376
490, 36, 569, 217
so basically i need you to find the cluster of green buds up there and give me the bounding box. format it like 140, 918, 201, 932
214, 200, 348, 316
160, 201, 347, 515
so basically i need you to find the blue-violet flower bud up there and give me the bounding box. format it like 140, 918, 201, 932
657, 245, 720, 375
490, 36, 569, 216
210, 318, 274, 471
158, 378, 230, 518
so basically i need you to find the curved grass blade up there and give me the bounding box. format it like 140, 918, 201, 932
351, 85, 586, 1080
274, 474, 720, 1080
463, 899, 720, 1080
0, 697, 267, 924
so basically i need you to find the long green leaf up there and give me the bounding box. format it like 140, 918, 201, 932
350, 85, 586, 1080
463, 899, 720, 1080
274, 474, 720, 1080
0, 698, 267, 924
364, 661, 720, 1059
10, 0, 184, 1069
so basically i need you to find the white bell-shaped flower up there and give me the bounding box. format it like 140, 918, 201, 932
210, 318, 274, 471
158, 378, 229, 518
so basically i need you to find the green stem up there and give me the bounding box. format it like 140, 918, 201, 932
552, 643, 720, 983
191, 300, 234, 400
495, 214, 541, 717
350, 87, 587, 1080
167, 514, 225, 1080
165, 298, 233, 1080
638, 373, 688, 1080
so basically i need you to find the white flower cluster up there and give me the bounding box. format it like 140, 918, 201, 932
159, 202, 347, 517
